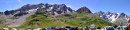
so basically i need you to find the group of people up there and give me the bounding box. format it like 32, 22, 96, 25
0, 25, 129, 30
40, 24, 98, 30
41, 26, 97, 30
40, 25, 129, 30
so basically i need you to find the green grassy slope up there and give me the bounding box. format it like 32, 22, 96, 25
19, 15, 69, 28
19, 13, 114, 28
19, 8, 115, 28
58, 13, 115, 28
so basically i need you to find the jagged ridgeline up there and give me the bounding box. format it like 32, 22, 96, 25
76, 6, 92, 13
19, 3, 114, 28
94, 11, 129, 26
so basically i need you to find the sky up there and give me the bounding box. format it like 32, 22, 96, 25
0, 0, 130, 15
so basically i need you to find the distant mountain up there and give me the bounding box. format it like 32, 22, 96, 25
36, 4, 74, 15
4, 3, 74, 17
94, 11, 129, 25
0, 3, 115, 27
1, 3, 75, 27
19, 8, 114, 28
76, 6, 92, 13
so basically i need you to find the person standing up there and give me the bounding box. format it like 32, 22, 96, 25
113, 25, 117, 30
85, 26, 89, 30
90, 24, 96, 30
78, 27, 83, 30
54, 27, 59, 30
59, 26, 67, 30
65, 26, 71, 30
96, 27, 101, 30
46, 27, 52, 30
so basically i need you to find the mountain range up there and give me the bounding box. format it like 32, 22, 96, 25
4, 3, 74, 17
0, 3, 128, 28
94, 11, 129, 25
94, 11, 129, 22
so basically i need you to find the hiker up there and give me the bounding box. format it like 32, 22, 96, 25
51, 26, 56, 30
54, 27, 59, 30
104, 26, 114, 30
72, 26, 78, 30
122, 26, 127, 30
41, 28, 46, 30
113, 25, 117, 30
85, 26, 89, 30
46, 27, 52, 30
78, 27, 83, 30
65, 26, 71, 30
70, 27, 74, 30
109, 27, 114, 30
59, 26, 67, 30
90, 24, 96, 30
96, 27, 101, 30
70, 26, 78, 30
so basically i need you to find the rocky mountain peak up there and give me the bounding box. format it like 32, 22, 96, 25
120, 13, 125, 16
76, 6, 92, 13
106, 11, 111, 15
118, 13, 128, 18
96, 11, 104, 15
4, 3, 74, 17
99, 11, 104, 13
94, 11, 129, 23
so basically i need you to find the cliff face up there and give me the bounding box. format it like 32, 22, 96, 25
4, 3, 74, 17
94, 11, 129, 26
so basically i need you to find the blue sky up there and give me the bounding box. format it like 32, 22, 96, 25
0, 0, 130, 15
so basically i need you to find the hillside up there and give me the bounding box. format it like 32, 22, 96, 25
19, 7, 114, 28
0, 3, 115, 28
19, 8, 70, 28
7, 9, 37, 27
1, 3, 74, 27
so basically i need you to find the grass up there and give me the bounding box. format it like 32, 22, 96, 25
65, 13, 115, 28
18, 14, 70, 28
18, 8, 115, 28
